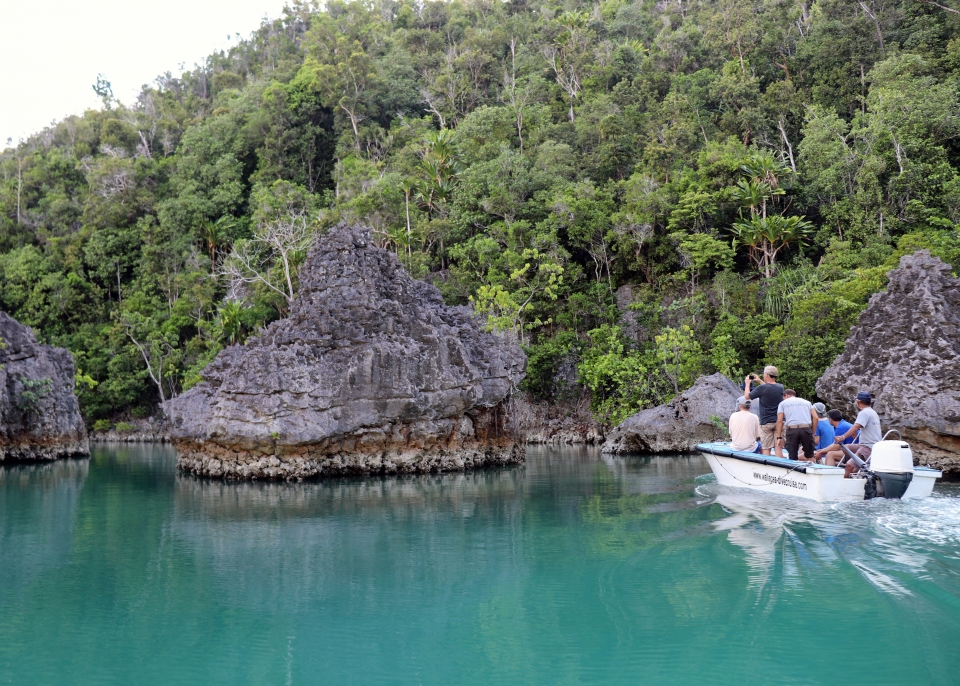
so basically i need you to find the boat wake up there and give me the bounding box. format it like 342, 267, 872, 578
696, 480, 960, 596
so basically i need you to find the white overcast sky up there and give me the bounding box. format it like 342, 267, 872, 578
1, 0, 291, 149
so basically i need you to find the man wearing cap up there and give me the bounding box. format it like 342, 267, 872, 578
775, 389, 819, 461
729, 397, 762, 452
826, 391, 883, 477
744, 366, 784, 456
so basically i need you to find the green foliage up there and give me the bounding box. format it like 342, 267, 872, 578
765, 293, 863, 401
17, 378, 52, 413
2, 0, 959, 423
92, 419, 111, 432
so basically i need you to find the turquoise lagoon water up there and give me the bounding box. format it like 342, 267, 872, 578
2, 444, 960, 685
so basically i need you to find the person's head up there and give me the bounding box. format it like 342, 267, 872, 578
855, 390, 872, 409
784, 388, 796, 398
737, 397, 752, 412
813, 402, 827, 418
763, 365, 779, 383
827, 409, 843, 426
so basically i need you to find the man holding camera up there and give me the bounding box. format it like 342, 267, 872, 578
744, 366, 784, 456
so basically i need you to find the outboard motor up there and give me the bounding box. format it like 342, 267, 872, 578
868, 439, 914, 499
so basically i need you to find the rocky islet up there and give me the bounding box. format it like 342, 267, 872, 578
0, 312, 89, 462
601, 373, 741, 455
818, 250, 960, 477
168, 223, 526, 479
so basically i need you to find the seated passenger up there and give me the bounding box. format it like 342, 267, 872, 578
824, 392, 882, 477
811, 403, 835, 459
729, 398, 762, 452
813, 409, 854, 463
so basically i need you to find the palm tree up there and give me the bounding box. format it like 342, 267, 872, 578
200, 216, 236, 263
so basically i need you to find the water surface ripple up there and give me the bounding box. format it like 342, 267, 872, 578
1, 444, 959, 685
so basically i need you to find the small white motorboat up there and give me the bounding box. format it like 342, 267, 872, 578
697, 432, 942, 503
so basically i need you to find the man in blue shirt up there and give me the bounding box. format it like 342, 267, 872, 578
812, 403, 835, 450
813, 409, 855, 462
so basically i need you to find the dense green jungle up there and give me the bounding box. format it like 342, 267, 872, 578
3, 0, 960, 428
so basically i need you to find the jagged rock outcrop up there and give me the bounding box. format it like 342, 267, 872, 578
169, 223, 526, 480
817, 250, 960, 478
601, 373, 740, 454
0, 312, 89, 461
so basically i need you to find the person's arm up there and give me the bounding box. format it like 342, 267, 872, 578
743, 376, 751, 401
810, 407, 818, 435
776, 412, 784, 447
835, 423, 862, 443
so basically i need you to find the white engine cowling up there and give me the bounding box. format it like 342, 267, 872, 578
869, 440, 914, 474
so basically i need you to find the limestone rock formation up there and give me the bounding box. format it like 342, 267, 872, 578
0, 312, 89, 461
601, 373, 741, 454
512, 394, 605, 445
169, 223, 526, 479
817, 250, 960, 477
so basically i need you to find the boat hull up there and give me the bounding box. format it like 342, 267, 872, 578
698, 443, 941, 503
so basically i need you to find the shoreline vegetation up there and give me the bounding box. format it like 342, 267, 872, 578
2, 0, 960, 434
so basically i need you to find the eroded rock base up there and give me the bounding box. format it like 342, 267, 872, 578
0, 439, 90, 463
175, 443, 524, 480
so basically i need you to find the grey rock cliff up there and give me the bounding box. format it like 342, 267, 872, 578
817, 250, 960, 477
601, 373, 741, 454
0, 312, 89, 461
169, 223, 526, 479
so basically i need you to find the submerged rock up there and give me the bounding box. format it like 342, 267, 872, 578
169, 223, 526, 480
817, 250, 960, 477
601, 373, 740, 454
0, 312, 89, 461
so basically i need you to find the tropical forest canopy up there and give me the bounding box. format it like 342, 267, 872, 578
3, 0, 960, 427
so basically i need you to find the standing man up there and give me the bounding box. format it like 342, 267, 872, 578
744, 366, 784, 456
826, 391, 883, 477
729, 398, 762, 452
775, 389, 819, 461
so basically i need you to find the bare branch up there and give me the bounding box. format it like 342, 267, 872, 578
914, 0, 960, 14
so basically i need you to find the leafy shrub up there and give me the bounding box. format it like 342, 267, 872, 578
765, 293, 862, 400
17, 378, 52, 413
92, 419, 111, 432
114, 421, 137, 434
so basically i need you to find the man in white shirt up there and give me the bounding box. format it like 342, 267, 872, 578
775, 389, 819, 461
729, 397, 762, 452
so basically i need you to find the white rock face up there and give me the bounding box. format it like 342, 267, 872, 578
168, 223, 526, 480
818, 250, 960, 477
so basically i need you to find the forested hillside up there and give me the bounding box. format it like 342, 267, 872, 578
3, 0, 960, 426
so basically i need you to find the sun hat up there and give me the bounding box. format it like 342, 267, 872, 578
738, 397, 752, 409
855, 391, 872, 403
812, 402, 826, 418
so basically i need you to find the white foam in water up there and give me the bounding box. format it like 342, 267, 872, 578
875, 492, 960, 550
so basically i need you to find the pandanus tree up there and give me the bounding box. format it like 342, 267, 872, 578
414, 130, 462, 217
730, 152, 812, 277
732, 214, 814, 278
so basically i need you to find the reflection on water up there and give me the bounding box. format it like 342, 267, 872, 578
1, 444, 959, 686
0, 458, 89, 594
